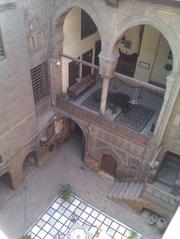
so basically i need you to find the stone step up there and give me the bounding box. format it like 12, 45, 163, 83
107, 183, 120, 198
118, 183, 130, 198
113, 182, 125, 199
107, 182, 144, 201
126, 182, 139, 199
122, 182, 136, 199
134, 183, 144, 198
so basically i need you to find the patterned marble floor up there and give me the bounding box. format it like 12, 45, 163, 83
26, 195, 141, 239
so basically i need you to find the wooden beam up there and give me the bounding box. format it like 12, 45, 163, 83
61, 53, 165, 94
61, 53, 99, 70
113, 72, 165, 94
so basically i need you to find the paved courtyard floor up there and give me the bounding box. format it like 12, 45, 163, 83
0, 133, 162, 239
26, 194, 141, 239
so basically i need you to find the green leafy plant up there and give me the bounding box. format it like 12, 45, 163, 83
22, 235, 32, 239
128, 230, 138, 239
58, 183, 73, 200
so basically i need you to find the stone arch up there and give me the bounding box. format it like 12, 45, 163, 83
23, 151, 38, 178
55, 113, 87, 139
54, 115, 87, 160
51, 1, 104, 98
96, 146, 126, 167
52, 1, 104, 42
109, 15, 180, 73
0, 172, 13, 190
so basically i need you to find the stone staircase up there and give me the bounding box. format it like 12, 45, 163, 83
107, 181, 179, 220
107, 182, 144, 201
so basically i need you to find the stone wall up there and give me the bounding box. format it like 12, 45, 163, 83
0, 0, 180, 189
55, 105, 153, 181
163, 92, 180, 155
0, 0, 54, 188
0, 1, 37, 167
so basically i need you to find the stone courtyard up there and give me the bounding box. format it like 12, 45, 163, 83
0, 134, 162, 239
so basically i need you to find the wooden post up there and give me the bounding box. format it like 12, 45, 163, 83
100, 76, 110, 115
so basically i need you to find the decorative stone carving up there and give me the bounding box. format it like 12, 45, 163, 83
37, 30, 46, 49
27, 16, 47, 52
30, 17, 40, 32
27, 33, 34, 52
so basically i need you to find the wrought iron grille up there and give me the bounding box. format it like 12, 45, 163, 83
31, 61, 50, 104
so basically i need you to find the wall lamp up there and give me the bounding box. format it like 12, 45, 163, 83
51, 58, 61, 66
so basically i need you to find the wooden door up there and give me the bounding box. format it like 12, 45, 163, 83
82, 49, 93, 77
69, 60, 80, 87
101, 154, 117, 175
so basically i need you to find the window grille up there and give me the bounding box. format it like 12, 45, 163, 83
31, 61, 50, 104
0, 29, 5, 60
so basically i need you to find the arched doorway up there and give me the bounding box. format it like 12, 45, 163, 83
54, 118, 86, 161
0, 172, 13, 202
23, 151, 38, 178
101, 154, 117, 176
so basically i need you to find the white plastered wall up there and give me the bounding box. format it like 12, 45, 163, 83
117, 25, 141, 55
150, 35, 173, 86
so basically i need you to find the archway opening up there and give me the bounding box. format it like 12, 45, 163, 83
23, 151, 38, 178
54, 118, 86, 161
55, 7, 104, 114
61, 8, 101, 92
115, 24, 173, 85
0, 172, 13, 202
106, 24, 173, 136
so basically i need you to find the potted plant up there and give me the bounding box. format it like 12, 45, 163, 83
128, 230, 138, 239
58, 183, 73, 200
22, 235, 32, 239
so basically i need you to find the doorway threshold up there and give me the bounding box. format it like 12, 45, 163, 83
98, 170, 115, 181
